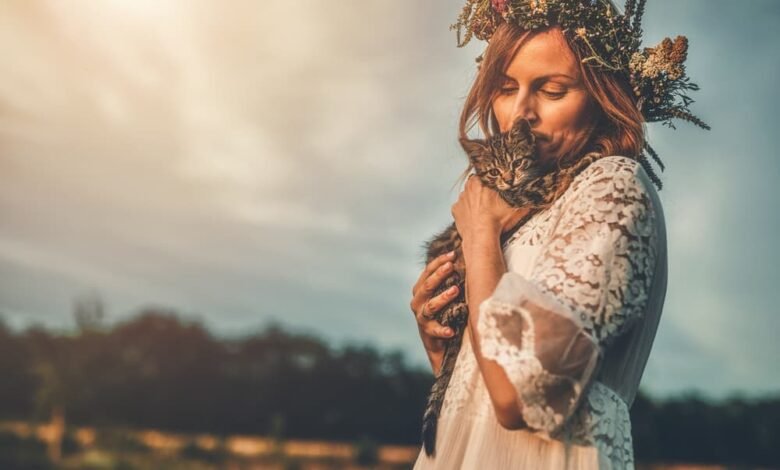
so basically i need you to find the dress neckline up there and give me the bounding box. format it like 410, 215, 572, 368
498, 156, 633, 251
500, 208, 538, 250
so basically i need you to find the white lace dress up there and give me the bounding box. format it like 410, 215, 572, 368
413, 155, 668, 469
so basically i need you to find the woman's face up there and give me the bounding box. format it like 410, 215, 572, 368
492, 27, 596, 164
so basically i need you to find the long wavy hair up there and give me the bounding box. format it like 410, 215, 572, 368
455, 20, 648, 189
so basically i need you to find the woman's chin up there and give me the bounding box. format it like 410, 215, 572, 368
537, 141, 567, 167
534, 147, 558, 167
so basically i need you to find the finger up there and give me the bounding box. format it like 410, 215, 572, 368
416, 251, 453, 287
418, 259, 456, 300
426, 284, 459, 316
419, 317, 455, 339
425, 323, 455, 338
466, 174, 478, 190
414, 250, 455, 293
416, 286, 460, 337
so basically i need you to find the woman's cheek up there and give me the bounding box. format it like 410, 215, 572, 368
492, 100, 512, 132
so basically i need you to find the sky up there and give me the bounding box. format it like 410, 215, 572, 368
1, 0, 779, 400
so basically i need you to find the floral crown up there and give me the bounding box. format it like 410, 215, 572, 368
451, 0, 710, 189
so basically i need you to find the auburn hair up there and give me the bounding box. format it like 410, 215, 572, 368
456, 20, 647, 186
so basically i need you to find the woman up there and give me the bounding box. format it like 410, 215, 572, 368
410, 1, 706, 468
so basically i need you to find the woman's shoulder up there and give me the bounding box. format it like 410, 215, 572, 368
573, 154, 643, 186
551, 154, 664, 234
562, 154, 653, 204
505, 155, 658, 249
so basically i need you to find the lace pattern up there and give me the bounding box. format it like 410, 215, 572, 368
529, 157, 659, 346
562, 381, 636, 469
503, 207, 555, 247
477, 293, 600, 437
439, 330, 479, 419
474, 156, 659, 465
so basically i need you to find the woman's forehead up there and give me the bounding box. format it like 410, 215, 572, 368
504, 29, 579, 80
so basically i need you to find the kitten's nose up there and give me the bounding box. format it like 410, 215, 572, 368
502, 172, 513, 183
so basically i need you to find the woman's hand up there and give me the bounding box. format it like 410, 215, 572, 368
410, 251, 460, 375
451, 175, 529, 262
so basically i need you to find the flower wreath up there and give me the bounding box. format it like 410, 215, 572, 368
451, 0, 710, 189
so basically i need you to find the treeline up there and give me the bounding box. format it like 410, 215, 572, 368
0, 305, 778, 467
0, 307, 431, 445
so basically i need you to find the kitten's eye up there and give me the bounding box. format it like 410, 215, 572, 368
488, 169, 500, 177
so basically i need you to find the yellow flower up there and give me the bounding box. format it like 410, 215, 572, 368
641, 53, 664, 79
629, 52, 645, 75
529, 0, 548, 14
637, 36, 688, 80
576, 27, 587, 38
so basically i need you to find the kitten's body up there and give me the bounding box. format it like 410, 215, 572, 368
420, 117, 606, 456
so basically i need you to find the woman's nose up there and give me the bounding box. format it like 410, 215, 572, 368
511, 91, 538, 124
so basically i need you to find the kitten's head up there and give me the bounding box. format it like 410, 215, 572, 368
459, 117, 547, 193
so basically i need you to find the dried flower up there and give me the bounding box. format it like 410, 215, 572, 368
529, 0, 548, 14
637, 35, 688, 80
448, 0, 710, 189
491, 0, 508, 13
629, 51, 645, 76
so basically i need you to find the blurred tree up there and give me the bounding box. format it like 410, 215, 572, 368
73, 292, 106, 334
0, 315, 36, 419
2, 307, 778, 465
25, 294, 111, 463
26, 328, 73, 464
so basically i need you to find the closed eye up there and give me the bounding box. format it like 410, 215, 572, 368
541, 89, 567, 99
498, 87, 567, 99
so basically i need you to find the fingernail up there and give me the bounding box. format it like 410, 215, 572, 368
448, 251, 456, 258
443, 328, 454, 335
448, 286, 457, 294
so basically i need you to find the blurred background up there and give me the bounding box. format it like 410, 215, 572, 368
1, 0, 779, 469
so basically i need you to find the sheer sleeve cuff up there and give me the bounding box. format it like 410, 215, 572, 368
477, 271, 601, 437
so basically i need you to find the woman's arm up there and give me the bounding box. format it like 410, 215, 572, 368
462, 231, 527, 430
463, 159, 661, 437
449, 175, 535, 429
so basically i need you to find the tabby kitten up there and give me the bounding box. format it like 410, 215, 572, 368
420, 116, 606, 456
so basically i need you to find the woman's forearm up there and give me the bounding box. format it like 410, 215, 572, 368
463, 232, 527, 430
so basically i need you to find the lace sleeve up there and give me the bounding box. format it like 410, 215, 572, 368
476, 159, 660, 437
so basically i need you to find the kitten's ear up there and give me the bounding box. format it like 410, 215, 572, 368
459, 138, 491, 165
507, 117, 533, 145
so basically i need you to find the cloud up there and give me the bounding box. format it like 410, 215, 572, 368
0, 0, 778, 399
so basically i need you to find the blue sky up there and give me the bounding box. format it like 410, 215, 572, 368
1, 0, 778, 399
